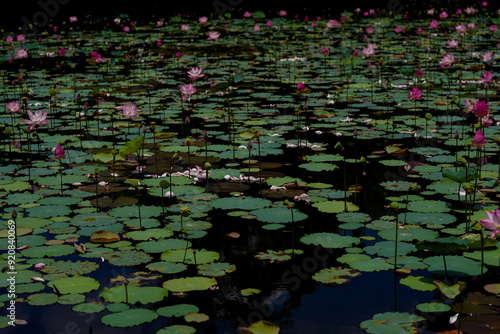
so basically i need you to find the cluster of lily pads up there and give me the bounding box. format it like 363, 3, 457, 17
1, 2, 500, 334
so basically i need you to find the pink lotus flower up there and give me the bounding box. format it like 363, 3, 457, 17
455, 25, 466, 33
54, 144, 65, 159
417, 28, 423, 34
362, 43, 377, 57
6, 36, 13, 42
366, 27, 374, 34
119, 104, 139, 119
395, 26, 403, 33
446, 39, 459, 48
467, 22, 476, 30
474, 100, 489, 117
482, 1, 488, 7
481, 114, 494, 128
416, 67, 424, 77
427, 9, 435, 15
321, 46, 328, 55
326, 20, 339, 28
266, 21, 272, 27
181, 24, 190, 31
23, 110, 49, 130
15, 48, 28, 59
199, 16, 208, 24
207, 31, 220, 41
243, 11, 252, 18
490, 25, 498, 32
481, 209, 500, 238
429, 20, 439, 28
254, 25, 260, 32
464, 98, 476, 113
187, 67, 205, 81
180, 83, 196, 100
440, 53, 455, 68
465, 7, 475, 15
480, 71, 494, 87
482, 52, 493, 62
6, 101, 21, 113
157, 20, 164, 27
408, 87, 423, 101
439, 11, 448, 19
90, 51, 105, 63
17, 34, 25, 41
456, 9, 462, 14
297, 82, 306, 92
279, 10, 287, 16
69, 16, 78, 22
472, 130, 486, 147
176, 52, 182, 58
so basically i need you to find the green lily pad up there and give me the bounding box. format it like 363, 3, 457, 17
399, 276, 437, 292
423, 255, 486, 276
58, 294, 86, 305
27, 293, 58, 306
359, 312, 425, 334
101, 308, 158, 327
157, 304, 199, 317
197, 262, 236, 277
49, 275, 100, 294
301, 232, 360, 248
146, 261, 188, 274
100, 285, 168, 304
72, 302, 106, 313
250, 207, 307, 223
312, 267, 361, 284
415, 302, 451, 313
241, 288, 261, 296
156, 325, 196, 334
163, 276, 217, 292
40, 260, 99, 275
106, 249, 152, 266
160, 249, 220, 264
312, 200, 359, 213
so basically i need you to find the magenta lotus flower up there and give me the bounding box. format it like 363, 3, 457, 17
465, 7, 475, 15
243, 11, 252, 17
416, 67, 424, 77
440, 53, 455, 68
474, 100, 489, 117
279, 10, 287, 16
6, 101, 21, 113
480, 71, 494, 87
6, 36, 13, 42
69, 16, 78, 22
254, 25, 260, 32
408, 87, 423, 101
455, 25, 466, 33
481, 115, 494, 128
23, 110, 49, 130
321, 46, 328, 55
482, 52, 493, 62
198, 16, 208, 24
180, 83, 196, 100
54, 144, 65, 159
119, 104, 139, 119
429, 20, 439, 28
297, 82, 306, 92
481, 209, 500, 238
491, 25, 498, 32
394, 26, 403, 33
446, 39, 459, 48
187, 67, 205, 81
207, 31, 220, 41
439, 11, 448, 19
472, 130, 486, 147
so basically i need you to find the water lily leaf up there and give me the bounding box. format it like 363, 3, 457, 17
299, 162, 338, 172
101, 308, 158, 327
146, 261, 188, 274
364, 241, 416, 257
197, 262, 236, 277
106, 249, 152, 266
163, 276, 217, 292
106, 303, 130, 312
21, 244, 75, 258
424, 255, 485, 276
27, 293, 58, 306
415, 302, 451, 313
301, 232, 360, 248
157, 304, 199, 317
0, 226, 32, 238
72, 301, 106, 313
118, 135, 144, 156
241, 288, 261, 296
100, 285, 168, 304
416, 237, 469, 255
484, 283, 500, 295
442, 168, 479, 183
312, 200, 359, 213
49, 275, 100, 294
209, 196, 271, 211
136, 238, 189, 253
407, 200, 451, 213
399, 276, 436, 292
434, 280, 466, 299
312, 267, 361, 284
184, 312, 209, 323
125, 228, 173, 241
348, 258, 393, 272
250, 207, 307, 223
378, 227, 438, 242
254, 250, 292, 263
90, 230, 120, 243
40, 260, 99, 275
156, 325, 196, 333
359, 312, 424, 334
160, 249, 220, 264
58, 294, 86, 305
239, 320, 280, 334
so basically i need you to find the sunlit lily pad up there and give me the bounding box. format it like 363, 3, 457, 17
49, 275, 100, 295
197, 262, 236, 277
359, 312, 424, 334
100, 285, 168, 304
312, 200, 359, 213
312, 267, 361, 285
399, 276, 437, 292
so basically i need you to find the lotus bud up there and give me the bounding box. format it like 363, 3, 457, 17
389, 202, 399, 210
12, 209, 17, 220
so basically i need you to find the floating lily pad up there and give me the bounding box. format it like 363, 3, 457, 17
100, 285, 168, 304
399, 276, 437, 292
359, 312, 425, 334
163, 276, 217, 292
312, 267, 361, 285
301, 232, 360, 249
101, 308, 158, 327
157, 304, 199, 317
40, 260, 99, 275
49, 275, 100, 294
72, 302, 106, 313
415, 302, 450, 313
312, 200, 359, 213
197, 262, 236, 277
